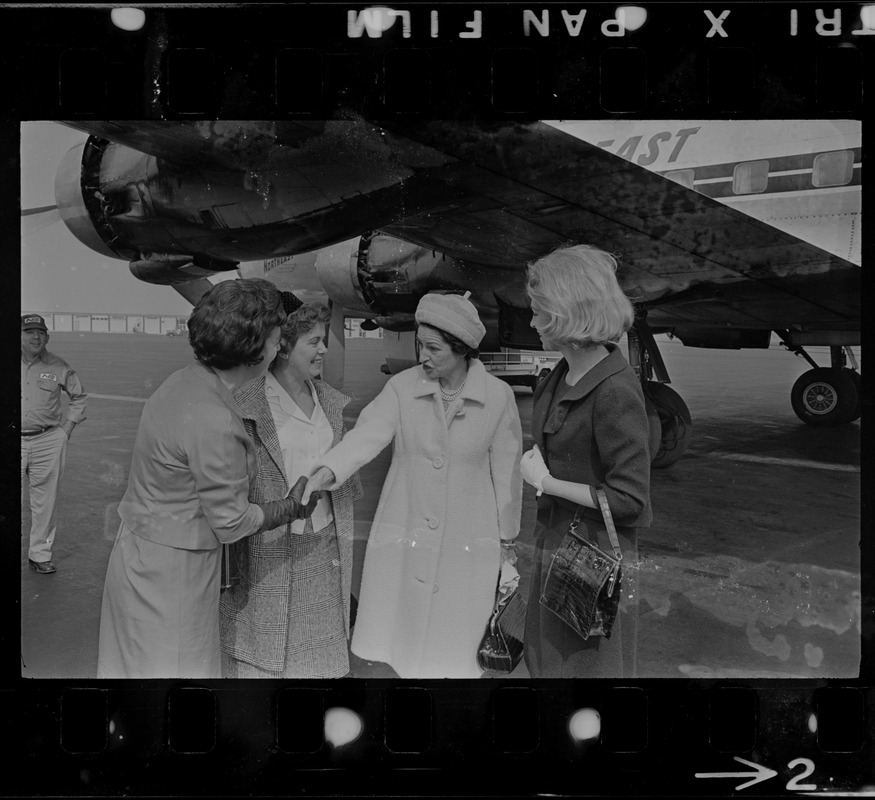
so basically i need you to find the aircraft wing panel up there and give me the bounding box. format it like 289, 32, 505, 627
58, 119, 858, 332
375, 121, 859, 328
60, 119, 454, 176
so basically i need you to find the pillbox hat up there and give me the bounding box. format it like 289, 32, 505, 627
414, 292, 485, 349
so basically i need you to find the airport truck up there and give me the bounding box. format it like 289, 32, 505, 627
478, 350, 560, 390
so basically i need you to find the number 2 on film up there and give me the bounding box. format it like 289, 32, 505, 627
786, 758, 817, 792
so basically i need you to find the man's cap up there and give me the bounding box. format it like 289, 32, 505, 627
22, 314, 48, 332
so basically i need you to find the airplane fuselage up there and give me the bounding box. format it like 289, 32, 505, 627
554, 120, 861, 267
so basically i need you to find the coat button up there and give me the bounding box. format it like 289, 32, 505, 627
432, 457, 444, 469
427, 518, 439, 530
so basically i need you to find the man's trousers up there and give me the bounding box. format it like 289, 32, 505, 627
21, 427, 68, 563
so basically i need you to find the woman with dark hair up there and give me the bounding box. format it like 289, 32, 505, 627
220, 302, 362, 678
97, 279, 318, 679
307, 292, 523, 678
520, 244, 652, 678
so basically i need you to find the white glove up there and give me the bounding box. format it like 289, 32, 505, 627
498, 561, 520, 596
302, 466, 335, 505
520, 445, 550, 495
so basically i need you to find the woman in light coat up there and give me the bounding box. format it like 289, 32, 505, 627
308, 292, 523, 678
220, 302, 362, 678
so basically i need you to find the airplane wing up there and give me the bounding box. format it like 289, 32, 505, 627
58, 119, 859, 333
372, 121, 859, 332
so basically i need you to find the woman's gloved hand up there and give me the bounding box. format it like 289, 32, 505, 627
500, 540, 518, 568
257, 477, 321, 531
520, 445, 550, 495
288, 475, 320, 519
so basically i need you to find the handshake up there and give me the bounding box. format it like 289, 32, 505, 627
257, 475, 326, 532
286, 475, 324, 520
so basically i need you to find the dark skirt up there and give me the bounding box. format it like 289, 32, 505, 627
524, 504, 638, 679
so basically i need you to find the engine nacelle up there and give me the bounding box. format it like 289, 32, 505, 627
129, 256, 233, 286
328, 232, 534, 349
54, 138, 139, 261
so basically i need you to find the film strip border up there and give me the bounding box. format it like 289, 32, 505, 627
11, 683, 873, 794
4, 3, 872, 796
4, 3, 870, 118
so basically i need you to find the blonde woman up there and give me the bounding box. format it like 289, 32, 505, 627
520, 244, 652, 678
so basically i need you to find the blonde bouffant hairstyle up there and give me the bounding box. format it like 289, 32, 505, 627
526, 244, 634, 347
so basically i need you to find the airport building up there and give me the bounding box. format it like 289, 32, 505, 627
344, 319, 383, 339
32, 312, 187, 335
32, 309, 382, 339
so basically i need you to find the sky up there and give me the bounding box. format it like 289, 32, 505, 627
20, 122, 237, 316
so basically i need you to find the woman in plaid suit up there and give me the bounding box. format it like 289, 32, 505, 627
220, 303, 362, 678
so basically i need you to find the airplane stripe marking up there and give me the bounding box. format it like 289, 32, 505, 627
769, 168, 816, 177
706, 451, 859, 473
89, 393, 148, 404
673, 146, 862, 182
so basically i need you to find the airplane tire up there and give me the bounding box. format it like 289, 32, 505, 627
790, 368, 858, 427
644, 399, 663, 467
643, 382, 692, 469
846, 369, 862, 422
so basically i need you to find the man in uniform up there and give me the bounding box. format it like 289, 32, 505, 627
21, 314, 88, 574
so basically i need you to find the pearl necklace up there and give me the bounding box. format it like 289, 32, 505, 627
440, 377, 467, 402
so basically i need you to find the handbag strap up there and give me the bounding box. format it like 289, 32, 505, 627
595, 488, 623, 562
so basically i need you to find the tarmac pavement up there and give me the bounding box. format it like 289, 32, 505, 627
20, 333, 861, 679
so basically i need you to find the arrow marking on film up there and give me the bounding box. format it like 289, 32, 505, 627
695, 756, 779, 791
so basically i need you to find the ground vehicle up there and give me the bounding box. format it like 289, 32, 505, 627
165, 324, 187, 337
479, 350, 560, 390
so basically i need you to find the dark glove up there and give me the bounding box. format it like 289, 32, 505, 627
288, 475, 320, 520
257, 478, 321, 531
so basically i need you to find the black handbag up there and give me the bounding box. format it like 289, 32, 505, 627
539, 489, 623, 640
477, 582, 527, 673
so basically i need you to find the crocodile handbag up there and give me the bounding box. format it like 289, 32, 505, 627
477, 583, 527, 673
539, 489, 623, 640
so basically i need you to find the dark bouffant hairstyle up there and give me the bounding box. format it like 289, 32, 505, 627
188, 279, 286, 370
417, 323, 480, 362
280, 302, 332, 353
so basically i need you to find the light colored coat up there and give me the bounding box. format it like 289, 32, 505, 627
219, 377, 362, 674
316, 359, 523, 678
98, 363, 262, 678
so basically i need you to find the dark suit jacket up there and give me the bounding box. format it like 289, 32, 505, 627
532, 343, 652, 530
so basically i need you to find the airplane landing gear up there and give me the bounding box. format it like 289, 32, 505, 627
628, 319, 693, 468
777, 334, 860, 427
790, 367, 859, 427
644, 382, 693, 468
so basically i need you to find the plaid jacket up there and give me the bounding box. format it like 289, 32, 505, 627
219, 376, 362, 672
